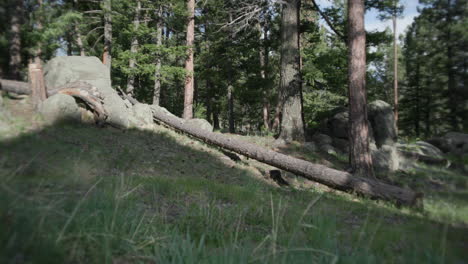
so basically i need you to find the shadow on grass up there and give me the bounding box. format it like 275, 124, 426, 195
0, 121, 467, 263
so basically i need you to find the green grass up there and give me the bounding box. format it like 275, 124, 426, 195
1, 118, 467, 263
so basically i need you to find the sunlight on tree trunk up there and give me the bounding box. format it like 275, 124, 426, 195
347, 0, 374, 178
393, 15, 398, 132
126, 0, 141, 96
278, 0, 305, 142
153, 6, 163, 106
183, 0, 195, 119
103, 0, 112, 70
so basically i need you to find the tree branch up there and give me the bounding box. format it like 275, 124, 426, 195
310, 0, 346, 42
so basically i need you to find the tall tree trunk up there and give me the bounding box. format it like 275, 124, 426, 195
33, 0, 43, 64
446, 0, 457, 130
272, 101, 282, 132
392, 15, 398, 133
72, 0, 85, 56
75, 24, 86, 56
258, 19, 271, 131
205, 79, 213, 124
347, 0, 374, 178
183, 0, 195, 119
213, 101, 220, 130
153, 6, 163, 105
103, 0, 112, 70
66, 33, 73, 56
126, 0, 141, 96
9, 0, 23, 80
226, 13, 235, 133
228, 84, 235, 133
415, 60, 420, 137
278, 0, 305, 142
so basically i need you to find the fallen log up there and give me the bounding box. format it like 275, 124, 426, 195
0, 79, 30, 95
0, 79, 107, 120
1, 78, 423, 207
49, 81, 108, 120
151, 106, 423, 207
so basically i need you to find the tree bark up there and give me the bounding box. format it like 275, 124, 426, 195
72, 0, 85, 56
9, 0, 23, 80
28, 63, 47, 108
126, 0, 141, 96
183, 0, 195, 119
415, 59, 420, 137
0, 79, 30, 94
103, 0, 112, 70
205, 80, 213, 124
258, 20, 270, 131
228, 84, 235, 133
151, 105, 422, 207
34, 0, 43, 64
392, 15, 398, 133
153, 6, 163, 106
446, 0, 457, 131
278, 0, 305, 142
75, 24, 86, 56
347, 0, 374, 178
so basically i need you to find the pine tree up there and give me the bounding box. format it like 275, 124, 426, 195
278, 0, 305, 142
347, 0, 374, 177
183, 0, 195, 119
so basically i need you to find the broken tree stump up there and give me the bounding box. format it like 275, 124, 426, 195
28, 63, 47, 108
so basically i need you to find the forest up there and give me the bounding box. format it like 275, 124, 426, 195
1, 0, 466, 137
0, 0, 467, 263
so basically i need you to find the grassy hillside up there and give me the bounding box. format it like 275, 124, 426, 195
1, 96, 467, 263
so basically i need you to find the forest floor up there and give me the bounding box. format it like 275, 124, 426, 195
1, 95, 467, 263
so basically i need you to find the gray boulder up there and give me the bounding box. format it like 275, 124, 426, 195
413, 141, 444, 158
303, 142, 317, 152
319, 144, 337, 155
332, 138, 349, 153
429, 132, 468, 156
39, 94, 81, 124
427, 137, 451, 153
397, 141, 447, 169
44, 56, 132, 128
372, 145, 399, 173
444, 132, 468, 155
326, 107, 375, 142
368, 100, 397, 148
311, 133, 333, 145
185, 118, 213, 132
132, 103, 153, 126
310, 133, 336, 154
150, 105, 178, 120
328, 109, 348, 139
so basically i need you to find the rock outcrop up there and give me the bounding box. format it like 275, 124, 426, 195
429, 132, 468, 156
310, 100, 399, 172
368, 100, 397, 148
186, 118, 213, 132
44, 56, 133, 128
39, 93, 81, 124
